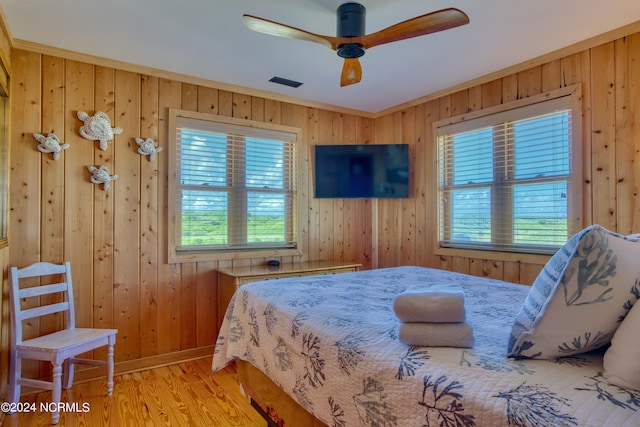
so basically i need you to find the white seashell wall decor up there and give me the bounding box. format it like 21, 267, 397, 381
33, 133, 70, 160
77, 111, 123, 151
87, 165, 118, 191
135, 137, 163, 161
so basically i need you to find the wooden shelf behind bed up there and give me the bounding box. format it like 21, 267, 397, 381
216, 260, 361, 331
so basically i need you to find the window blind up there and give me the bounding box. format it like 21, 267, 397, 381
175, 115, 296, 252
437, 95, 575, 254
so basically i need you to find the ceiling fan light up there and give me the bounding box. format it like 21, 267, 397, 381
337, 43, 365, 58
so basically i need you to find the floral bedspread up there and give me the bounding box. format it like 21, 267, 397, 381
212, 266, 640, 426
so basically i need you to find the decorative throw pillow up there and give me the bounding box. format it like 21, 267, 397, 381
603, 298, 640, 389
507, 224, 640, 359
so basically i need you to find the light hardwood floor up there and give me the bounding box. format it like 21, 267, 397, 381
1, 357, 267, 426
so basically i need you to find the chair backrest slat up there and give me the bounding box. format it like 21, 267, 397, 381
20, 302, 70, 321
18, 282, 68, 299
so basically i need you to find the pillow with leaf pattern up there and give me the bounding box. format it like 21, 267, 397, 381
507, 224, 640, 359
603, 296, 640, 390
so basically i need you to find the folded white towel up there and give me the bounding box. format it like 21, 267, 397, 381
398, 322, 475, 348
393, 285, 466, 323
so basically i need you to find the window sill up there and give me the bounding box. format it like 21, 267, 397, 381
168, 247, 302, 264
434, 246, 551, 265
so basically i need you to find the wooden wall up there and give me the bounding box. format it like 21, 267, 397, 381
7, 49, 374, 380
375, 31, 640, 284
3, 22, 640, 385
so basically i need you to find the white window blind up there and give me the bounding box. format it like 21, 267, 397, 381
437, 94, 580, 254
174, 115, 296, 253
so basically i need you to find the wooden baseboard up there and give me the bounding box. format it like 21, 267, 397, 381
73, 345, 215, 383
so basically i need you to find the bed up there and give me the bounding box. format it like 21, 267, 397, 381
212, 264, 640, 426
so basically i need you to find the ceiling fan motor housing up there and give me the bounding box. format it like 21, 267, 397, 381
336, 2, 366, 58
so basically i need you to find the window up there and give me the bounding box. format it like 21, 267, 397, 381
436, 85, 582, 255
168, 110, 300, 262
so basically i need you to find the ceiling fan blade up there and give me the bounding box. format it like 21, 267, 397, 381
243, 14, 339, 50
340, 58, 362, 87
361, 8, 469, 49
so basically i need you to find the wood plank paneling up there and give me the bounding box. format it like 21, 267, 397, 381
375, 113, 397, 268
195, 262, 216, 347
10, 50, 42, 267
590, 42, 617, 230
180, 262, 197, 350
317, 109, 335, 262
90, 66, 116, 365
517, 67, 542, 98
156, 79, 182, 356
0, 245, 8, 389
0, 21, 12, 390
139, 74, 160, 358
9, 50, 42, 381
481, 79, 503, 108
562, 51, 593, 228
40, 56, 65, 265
307, 108, 321, 262
359, 117, 374, 269
541, 59, 563, 91
282, 103, 310, 264
39, 56, 65, 338
400, 108, 416, 265
113, 70, 142, 361
615, 34, 640, 233
64, 61, 95, 334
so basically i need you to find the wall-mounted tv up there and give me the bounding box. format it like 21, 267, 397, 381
314, 144, 409, 198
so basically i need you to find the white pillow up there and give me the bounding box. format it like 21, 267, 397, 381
604, 300, 640, 390
507, 224, 640, 359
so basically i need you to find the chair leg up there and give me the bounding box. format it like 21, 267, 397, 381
51, 363, 62, 424
106, 342, 115, 396
62, 358, 74, 390
8, 352, 21, 408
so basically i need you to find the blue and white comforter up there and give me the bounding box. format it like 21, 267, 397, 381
212, 266, 640, 426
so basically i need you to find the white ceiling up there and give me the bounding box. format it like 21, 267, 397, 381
1, 0, 639, 113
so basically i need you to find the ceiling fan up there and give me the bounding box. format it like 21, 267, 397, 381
243, 3, 469, 87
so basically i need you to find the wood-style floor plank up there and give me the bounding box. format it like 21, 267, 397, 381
2, 358, 267, 427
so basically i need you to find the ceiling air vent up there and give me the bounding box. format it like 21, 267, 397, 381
269, 76, 303, 88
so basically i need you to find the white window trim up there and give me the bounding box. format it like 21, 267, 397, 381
432, 84, 583, 259
167, 109, 303, 263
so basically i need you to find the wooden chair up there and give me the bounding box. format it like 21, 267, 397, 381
8, 261, 117, 425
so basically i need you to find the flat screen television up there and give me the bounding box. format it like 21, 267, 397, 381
314, 144, 409, 198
